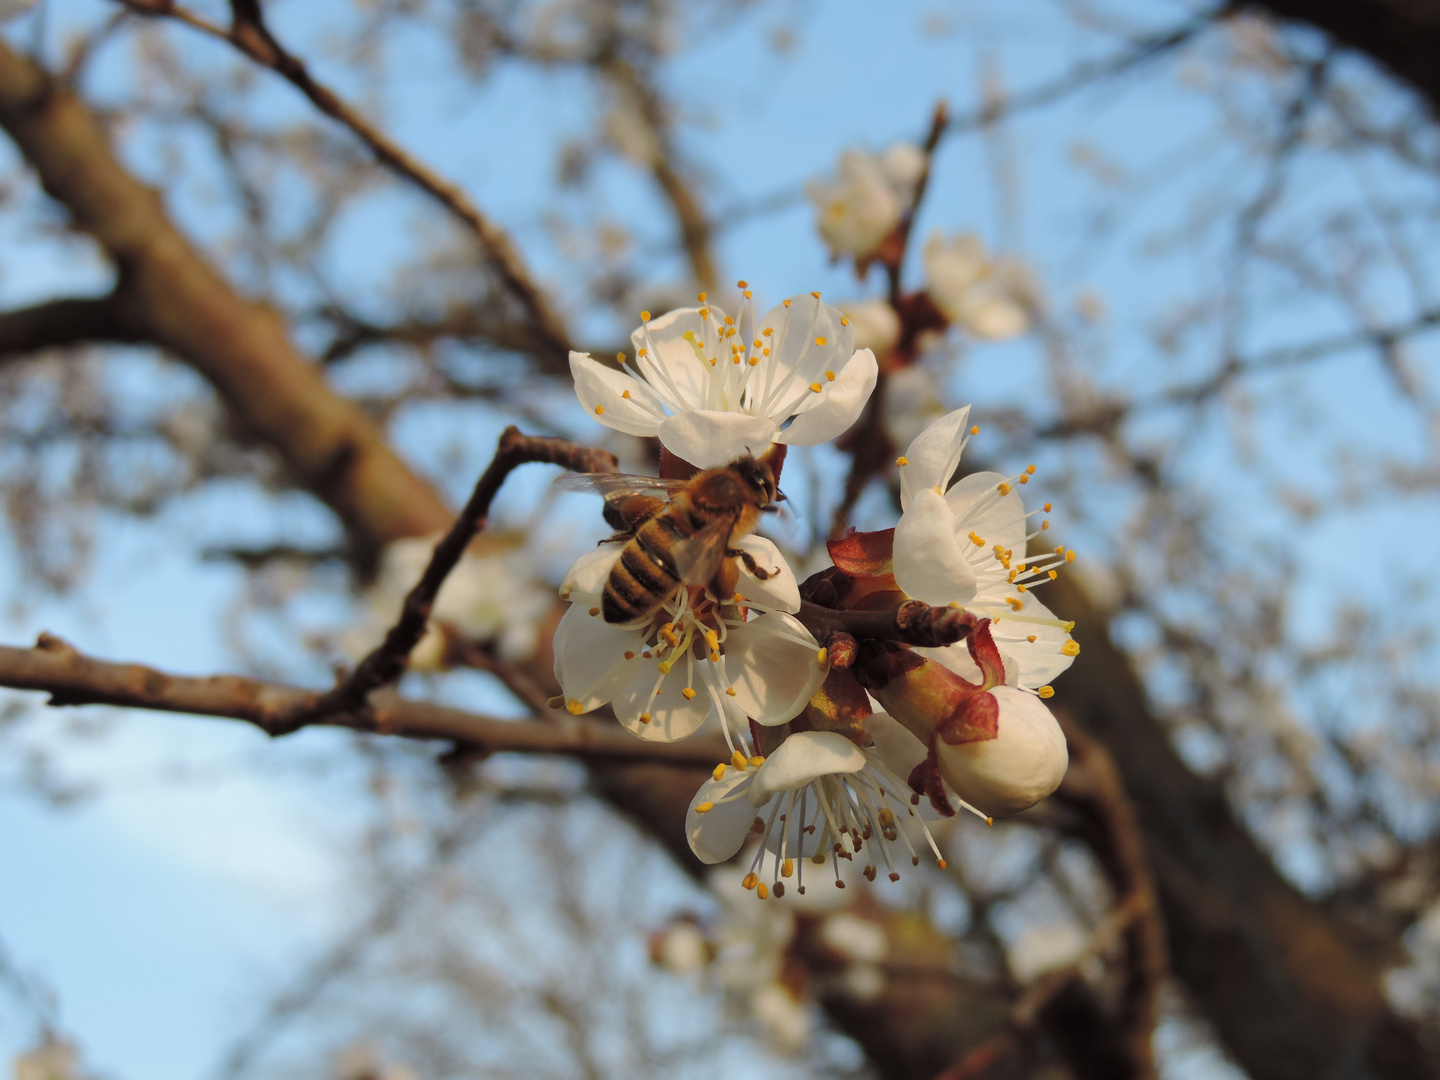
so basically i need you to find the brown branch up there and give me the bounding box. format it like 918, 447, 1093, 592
0, 633, 727, 766
0, 293, 144, 361
0, 39, 454, 555
887, 101, 950, 308
797, 598, 978, 652
114, 0, 573, 362
293, 427, 616, 731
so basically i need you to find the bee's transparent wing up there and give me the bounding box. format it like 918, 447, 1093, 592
553, 472, 687, 500
672, 514, 738, 587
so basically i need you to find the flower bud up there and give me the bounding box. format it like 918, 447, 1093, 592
933, 685, 1067, 816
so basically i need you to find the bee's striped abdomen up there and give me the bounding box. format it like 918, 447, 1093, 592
602, 522, 682, 623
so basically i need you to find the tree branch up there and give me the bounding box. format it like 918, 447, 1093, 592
0, 293, 143, 361
295, 427, 616, 730
0, 39, 454, 555
115, 0, 574, 361
0, 633, 728, 766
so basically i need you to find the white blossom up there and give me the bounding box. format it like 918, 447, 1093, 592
807, 144, 925, 258
881, 362, 947, 450
553, 537, 827, 752
838, 298, 901, 356
570, 290, 877, 468
893, 406, 1079, 692
345, 533, 553, 670
685, 719, 948, 896
923, 232, 1033, 341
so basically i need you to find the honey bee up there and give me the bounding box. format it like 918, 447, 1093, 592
556, 451, 784, 625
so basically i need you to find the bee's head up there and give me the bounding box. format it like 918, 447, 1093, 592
732, 455, 782, 510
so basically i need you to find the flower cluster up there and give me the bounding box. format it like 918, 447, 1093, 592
555, 287, 1078, 899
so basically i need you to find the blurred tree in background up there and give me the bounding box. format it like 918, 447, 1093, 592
1, 2, 1439, 1079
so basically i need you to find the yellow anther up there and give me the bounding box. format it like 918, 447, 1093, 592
1044, 503, 1053, 513
742, 873, 759, 890
997, 482, 1011, 495
615, 352, 625, 363
970, 425, 979, 435
781, 859, 794, 878
724, 315, 734, 325
1006, 597, 1025, 611
816, 647, 828, 666
588, 607, 600, 617
1062, 640, 1080, 656
699, 308, 709, 319
969, 531, 985, 547
657, 660, 673, 674
736, 279, 748, 288
640, 310, 651, 321
815, 336, 827, 346
763, 327, 773, 336
744, 290, 752, 298
695, 801, 714, 814
748, 356, 759, 366
733, 593, 746, 602
697, 291, 707, 302
1066, 550, 1076, 563
594, 404, 605, 415
682, 687, 697, 700
896, 456, 909, 466
1037, 685, 1055, 699
825, 370, 836, 381
622, 390, 631, 399
1049, 569, 1058, 580
756, 882, 769, 900
1017, 584, 1027, 593
937, 858, 948, 869
732, 751, 748, 769
783, 299, 791, 308
1027, 635, 1037, 643
1017, 563, 1027, 573
639, 712, 651, 723
810, 291, 821, 298
1063, 620, 1076, 631
566, 699, 584, 714
840, 315, 850, 326
748, 755, 765, 767
810, 382, 823, 392
638, 347, 648, 357
624, 651, 635, 660
712, 764, 727, 781
1018, 475, 1029, 484
725, 686, 737, 696
763, 347, 770, 356
711, 651, 720, 662
1041, 520, 1050, 530
1026, 464, 1036, 475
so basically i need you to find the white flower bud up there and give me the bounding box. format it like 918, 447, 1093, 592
934, 686, 1068, 816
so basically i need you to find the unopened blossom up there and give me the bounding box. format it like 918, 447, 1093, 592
838, 299, 902, 357
685, 721, 949, 897
923, 232, 1033, 341
554, 536, 828, 751
807, 144, 925, 258
893, 405, 1078, 691
571, 289, 878, 468
345, 533, 552, 669
860, 624, 1069, 818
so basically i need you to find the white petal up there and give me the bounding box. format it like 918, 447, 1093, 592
657, 411, 778, 468
687, 771, 759, 864
558, 544, 623, 606
570, 352, 663, 436
630, 307, 716, 409
552, 604, 646, 712
724, 613, 827, 726
757, 296, 856, 399
732, 535, 801, 613
943, 471, 1027, 555
613, 659, 715, 741
957, 290, 1029, 341
864, 711, 929, 780
893, 488, 977, 606
934, 686, 1068, 817
923, 232, 989, 321
750, 731, 868, 804
988, 593, 1076, 687
899, 405, 972, 510
777, 349, 878, 446
916, 641, 982, 684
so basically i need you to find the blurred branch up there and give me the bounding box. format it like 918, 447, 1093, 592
0, 293, 143, 361
0, 633, 729, 766
295, 427, 617, 731
0, 39, 455, 556
114, 0, 574, 361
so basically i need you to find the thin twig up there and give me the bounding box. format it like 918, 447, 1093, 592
114, 0, 573, 360
294, 427, 616, 730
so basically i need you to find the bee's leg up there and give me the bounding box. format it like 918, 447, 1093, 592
728, 548, 773, 580
599, 532, 634, 545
